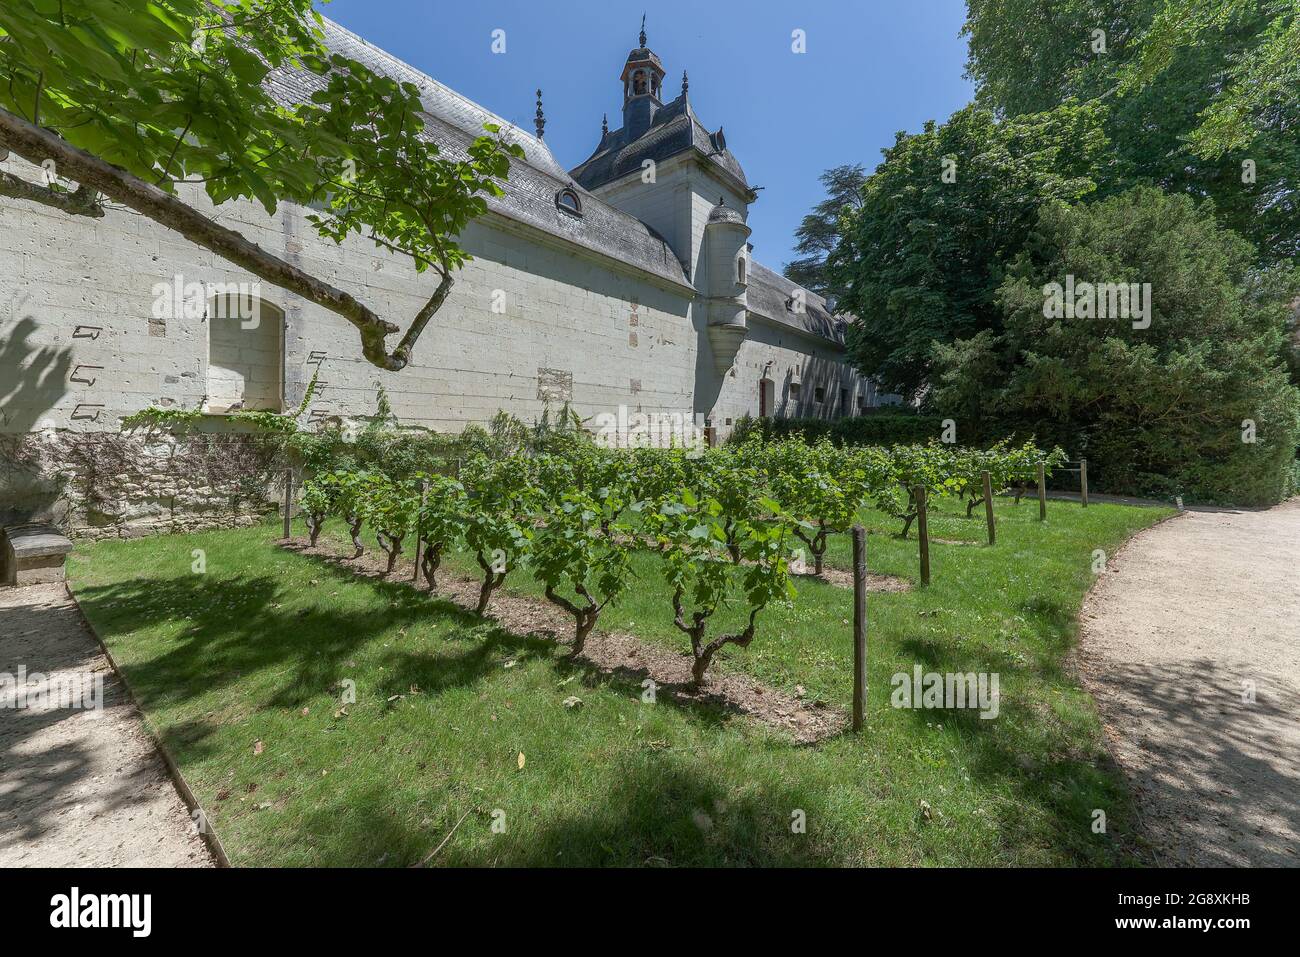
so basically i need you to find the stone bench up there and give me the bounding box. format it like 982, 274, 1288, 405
2, 523, 76, 587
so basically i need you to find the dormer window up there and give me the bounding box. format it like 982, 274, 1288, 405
556, 187, 583, 217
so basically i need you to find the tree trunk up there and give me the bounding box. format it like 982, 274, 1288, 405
691, 651, 712, 687
348, 516, 364, 558
421, 543, 442, 589
307, 514, 323, 546
812, 525, 827, 575
476, 578, 494, 616
476, 571, 504, 616
573, 611, 597, 655
382, 535, 402, 575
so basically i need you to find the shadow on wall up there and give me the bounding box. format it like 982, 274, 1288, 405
0, 310, 71, 434
780, 352, 856, 420
0, 434, 70, 528
694, 321, 865, 429
0, 302, 74, 526
692, 307, 724, 421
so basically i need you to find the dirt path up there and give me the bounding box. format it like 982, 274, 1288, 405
1079, 500, 1300, 866
0, 584, 212, 867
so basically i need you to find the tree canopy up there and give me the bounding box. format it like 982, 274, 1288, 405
931, 186, 1300, 504
782, 163, 865, 302
829, 102, 1107, 398
0, 0, 523, 370
963, 0, 1300, 264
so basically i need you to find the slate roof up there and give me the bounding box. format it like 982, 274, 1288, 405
265, 18, 691, 289
745, 261, 847, 346
570, 94, 751, 196
265, 19, 845, 348
707, 200, 746, 226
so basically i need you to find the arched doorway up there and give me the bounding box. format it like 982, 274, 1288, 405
205, 293, 284, 413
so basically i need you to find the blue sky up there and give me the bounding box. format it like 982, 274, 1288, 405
317, 0, 975, 272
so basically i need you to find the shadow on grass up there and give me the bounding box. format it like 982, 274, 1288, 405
73, 544, 767, 765
291, 759, 836, 867
892, 632, 1136, 864
446, 760, 832, 867
286, 543, 829, 743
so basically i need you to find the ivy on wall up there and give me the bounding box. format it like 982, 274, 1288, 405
120, 369, 320, 435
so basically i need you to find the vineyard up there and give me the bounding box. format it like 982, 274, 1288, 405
69, 435, 1172, 866
298, 434, 1066, 686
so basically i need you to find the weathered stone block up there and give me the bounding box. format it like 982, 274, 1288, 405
2, 523, 75, 586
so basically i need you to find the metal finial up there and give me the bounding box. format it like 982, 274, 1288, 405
601, 113, 608, 135
682, 70, 689, 96
534, 88, 545, 140
639, 14, 646, 48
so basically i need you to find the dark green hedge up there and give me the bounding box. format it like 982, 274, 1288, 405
729, 412, 945, 447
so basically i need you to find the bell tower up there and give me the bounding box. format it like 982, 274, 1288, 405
620, 17, 665, 141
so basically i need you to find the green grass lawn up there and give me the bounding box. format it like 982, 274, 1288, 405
67, 496, 1171, 866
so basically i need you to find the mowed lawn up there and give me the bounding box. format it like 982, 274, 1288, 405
67, 495, 1172, 866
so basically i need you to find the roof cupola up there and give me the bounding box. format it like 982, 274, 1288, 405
621, 16, 665, 140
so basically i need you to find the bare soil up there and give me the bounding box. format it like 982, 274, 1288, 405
285, 538, 848, 744
0, 584, 213, 867
795, 566, 911, 592
1077, 500, 1300, 866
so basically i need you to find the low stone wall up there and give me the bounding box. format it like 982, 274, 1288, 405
0, 429, 283, 540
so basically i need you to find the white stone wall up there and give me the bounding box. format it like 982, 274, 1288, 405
0, 149, 880, 535
589, 153, 750, 287
0, 154, 701, 436
710, 317, 876, 437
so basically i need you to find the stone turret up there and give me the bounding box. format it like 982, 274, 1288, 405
703, 199, 750, 374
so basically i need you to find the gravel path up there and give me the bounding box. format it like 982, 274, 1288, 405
1079, 499, 1300, 866
0, 584, 212, 867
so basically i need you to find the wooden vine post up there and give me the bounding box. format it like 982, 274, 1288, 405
1080, 458, 1089, 508
282, 469, 293, 540
412, 478, 429, 583
851, 524, 867, 732
915, 485, 931, 586
981, 470, 995, 546
1037, 461, 1047, 521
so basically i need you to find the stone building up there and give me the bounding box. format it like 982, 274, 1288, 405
0, 19, 886, 537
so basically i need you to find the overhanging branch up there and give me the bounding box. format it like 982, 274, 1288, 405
0, 168, 103, 217
0, 108, 440, 372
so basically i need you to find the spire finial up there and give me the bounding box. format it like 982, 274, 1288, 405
682, 70, 689, 96
639, 14, 646, 48
601, 113, 608, 136
534, 88, 545, 140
